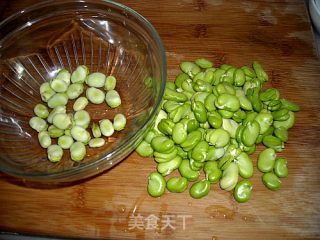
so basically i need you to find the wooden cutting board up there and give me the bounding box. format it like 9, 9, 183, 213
1, 1, 320, 239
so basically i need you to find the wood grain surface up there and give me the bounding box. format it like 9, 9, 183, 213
1, 0, 320, 239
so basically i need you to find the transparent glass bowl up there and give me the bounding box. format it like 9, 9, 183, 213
0, 0, 166, 182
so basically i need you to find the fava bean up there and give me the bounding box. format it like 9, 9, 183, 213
220, 162, 239, 191
47, 144, 63, 162
262, 172, 281, 190
105, 90, 121, 108
29, 116, 48, 132
99, 119, 114, 137
48, 125, 64, 138
179, 159, 200, 181
104, 76, 117, 91
172, 122, 187, 144
151, 136, 174, 153
113, 113, 126, 131
52, 113, 72, 130
274, 158, 288, 178
189, 180, 211, 199
70, 141, 86, 161
86, 72, 106, 88
147, 172, 166, 197
233, 179, 253, 203
38, 131, 51, 148
67, 83, 84, 100
47, 93, 68, 108
157, 155, 182, 176
257, 148, 276, 172
71, 65, 89, 84
235, 152, 253, 178
73, 97, 89, 111
58, 135, 74, 149
166, 176, 188, 193
34, 104, 49, 119
71, 125, 91, 143
86, 87, 105, 104
136, 140, 153, 157
89, 138, 105, 148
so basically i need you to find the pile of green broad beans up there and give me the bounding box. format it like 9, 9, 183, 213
136, 59, 299, 202
29, 66, 126, 162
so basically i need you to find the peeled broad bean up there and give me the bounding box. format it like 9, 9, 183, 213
262, 135, 284, 152
166, 176, 188, 193
58, 135, 74, 149
242, 121, 260, 147
71, 65, 89, 84
207, 128, 230, 148
151, 136, 174, 153
91, 123, 101, 138
47, 106, 66, 123
73, 97, 89, 111
70, 141, 86, 161
136, 140, 153, 157
67, 83, 84, 100
29, 116, 48, 132
189, 180, 211, 199
154, 148, 177, 163
34, 104, 49, 119
50, 78, 68, 93
47, 144, 63, 162
38, 131, 51, 148
215, 93, 240, 112
71, 125, 91, 143
179, 159, 200, 181
113, 113, 126, 131
99, 119, 114, 137
40, 82, 55, 102
220, 162, 239, 191
235, 152, 253, 178
86, 72, 106, 87
273, 111, 295, 129
89, 138, 105, 148
204, 161, 222, 183
55, 69, 71, 85
233, 179, 253, 203
104, 76, 117, 91
47, 93, 68, 108
157, 155, 182, 176
86, 87, 105, 104
172, 122, 187, 144
52, 113, 72, 130
48, 125, 64, 138
147, 172, 166, 197
262, 172, 281, 190
257, 148, 276, 172
274, 158, 288, 178
105, 90, 121, 108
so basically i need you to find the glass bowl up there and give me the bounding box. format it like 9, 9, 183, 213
0, 0, 166, 182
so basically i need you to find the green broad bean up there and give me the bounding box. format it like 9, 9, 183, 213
99, 119, 114, 137
147, 172, 166, 197
166, 176, 188, 193
154, 148, 178, 163
200, 121, 210, 129
105, 89, 121, 108
113, 113, 126, 131
34, 104, 49, 119
71, 65, 89, 83
74, 110, 90, 129
207, 128, 230, 148
280, 99, 300, 112
47, 93, 68, 108
272, 109, 290, 121
172, 122, 187, 144
212, 69, 226, 85
67, 83, 84, 100
204, 161, 222, 183
206, 146, 225, 161
166, 81, 176, 91
203, 70, 214, 84
136, 140, 153, 157
252, 61, 268, 82
189, 158, 204, 171
240, 143, 256, 155
47, 106, 66, 123
181, 78, 195, 93
73, 97, 89, 111
274, 158, 288, 178
164, 88, 188, 102
215, 93, 240, 112
104, 76, 117, 91
70, 141, 86, 161
40, 82, 55, 102
193, 80, 213, 93
235, 152, 253, 178
192, 92, 210, 104
153, 110, 168, 135
189, 180, 211, 199
71, 125, 91, 144
220, 162, 239, 191
157, 155, 182, 176
86, 72, 106, 88
144, 129, 158, 144
29, 116, 48, 132
175, 72, 189, 88
191, 140, 209, 162
243, 111, 258, 126
233, 68, 246, 87
48, 125, 64, 138
241, 66, 256, 78
266, 99, 282, 111
50, 78, 68, 93
195, 58, 213, 68
262, 135, 284, 152
38, 131, 51, 148
254, 109, 273, 134
273, 111, 295, 129
86, 87, 105, 104
207, 111, 222, 129
259, 88, 280, 102
214, 83, 236, 96
222, 118, 239, 138
52, 113, 72, 130
257, 148, 276, 172
191, 101, 207, 123
89, 138, 105, 148
180, 61, 201, 77
64, 129, 71, 136
47, 144, 63, 162
58, 135, 74, 149
158, 119, 175, 135
163, 100, 181, 113
91, 123, 101, 138
176, 146, 188, 159
179, 159, 200, 181
180, 130, 202, 151
262, 172, 281, 190
232, 109, 247, 123
235, 89, 252, 111
151, 136, 174, 153
55, 69, 71, 85
242, 120, 260, 146
274, 127, 288, 142
184, 119, 199, 133
220, 64, 232, 71
233, 180, 253, 203
204, 94, 217, 112
169, 105, 188, 123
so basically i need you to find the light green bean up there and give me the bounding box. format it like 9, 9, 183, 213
99, 119, 114, 137
113, 113, 126, 131
104, 76, 117, 91
38, 131, 51, 148
74, 110, 91, 129
105, 90, 121, 108
86, 87, 105, 104
89, 138, 105, 148
29, 116, 48, 132
34, 104, 49, 119
71, 65, 89, 84
73, 97, 89, 111
86, 72, 106, 87
70, 142, 86, 161
47, 144, 63, 162
58, 135, 74, 149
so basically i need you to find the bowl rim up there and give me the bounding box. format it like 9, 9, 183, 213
0, 0, 167, 181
